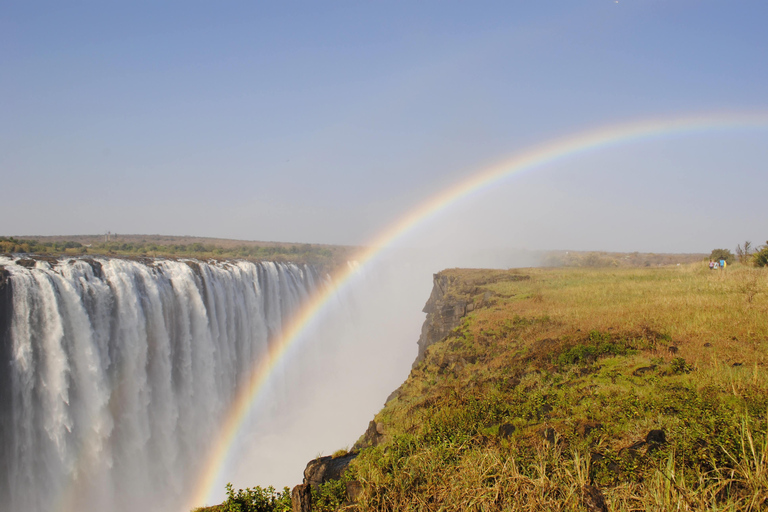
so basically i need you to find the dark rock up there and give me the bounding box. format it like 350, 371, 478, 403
354, 420, 386, 450
0, 266, 13, 502
413, 274, 469, 366
345, 480, 363, 504
646, 429, 666, 445
385, 386, 401, 404
15, 259, 36, 268
291, 483, 312, 512
82, 258, 103, 279
620, 430, 666, 456
184, 260, 202, 275
732, 362, 743, 367
632, 365, 656, 377
541, 427, 557, 444
303, 452, 358, 488
581, 484, 610, 512
498, 423, 516, 439
703, 342, 712, 347
577, 421, 603, 438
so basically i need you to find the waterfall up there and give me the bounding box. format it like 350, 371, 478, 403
0, 256, 319, 512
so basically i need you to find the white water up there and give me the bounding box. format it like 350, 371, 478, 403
0, 256, 318, 512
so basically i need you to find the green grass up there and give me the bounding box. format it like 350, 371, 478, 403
195, 263, 768, 511
344, 263, 768, 511
0, 236, 352, 270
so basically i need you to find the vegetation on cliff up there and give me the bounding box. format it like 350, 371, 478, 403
341, 264, 768, 511
0, 236, 353, 270
197, 261, 768, 511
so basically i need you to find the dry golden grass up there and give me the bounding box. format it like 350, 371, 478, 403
347, 263, 768, 512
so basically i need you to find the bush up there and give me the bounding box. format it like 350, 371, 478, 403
221, 483, 291, 512
753, 242, 768, 268
710, 248, 735, 265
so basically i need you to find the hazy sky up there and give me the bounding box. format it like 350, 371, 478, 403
3, 1, 767, 253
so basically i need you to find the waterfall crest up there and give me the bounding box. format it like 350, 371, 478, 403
0, 256, 318, 512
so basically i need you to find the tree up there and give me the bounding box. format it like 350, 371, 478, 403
753, 241, 768, 267
709, 248, 735, 265
735, 241, 753, 263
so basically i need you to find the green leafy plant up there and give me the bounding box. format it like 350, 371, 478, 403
221, 482, 291, 512
753, 242, 768, 267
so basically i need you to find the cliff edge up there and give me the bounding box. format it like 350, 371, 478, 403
287, 264, 768, 512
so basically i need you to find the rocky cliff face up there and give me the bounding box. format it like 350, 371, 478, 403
291, 269, 529, 510
0, 267, 12, 504
414, 273, 475, 366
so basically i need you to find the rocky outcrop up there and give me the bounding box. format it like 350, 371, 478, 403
291, 484, 312, 512
414, 273, 471, 366
0, 266, 13, 504
291, 452, 359, 511
290, 269, 533, 509
353, 420, 386, 451
303, 452, 358, 489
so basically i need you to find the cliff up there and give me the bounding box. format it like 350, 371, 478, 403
414, 270, 530, 365
0, 267, 13, 504
285, 264, 768, 512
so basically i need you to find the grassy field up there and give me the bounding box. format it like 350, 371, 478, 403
199, 262, 768, 511
328, 263, 768, 512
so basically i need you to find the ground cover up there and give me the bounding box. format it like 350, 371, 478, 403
0, 235, 353, 270
343, 264, 768, 511
201, 263, 768, 511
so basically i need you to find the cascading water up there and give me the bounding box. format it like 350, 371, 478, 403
0, 256, 319, 512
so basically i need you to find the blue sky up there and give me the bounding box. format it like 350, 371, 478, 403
2, 1, 767, 253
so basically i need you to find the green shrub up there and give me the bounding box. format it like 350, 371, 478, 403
670, 357, 692, 374
555, 331, 634, 367
221, 482, 291, 512
753, 243, 768, 267
313, 479, 347, 512
710, 248, 735, 265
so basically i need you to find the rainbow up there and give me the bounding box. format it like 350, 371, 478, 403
186, 110, 768, 509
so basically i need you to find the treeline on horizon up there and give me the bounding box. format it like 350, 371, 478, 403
542, 240, 768, 268
0, 236, 352, 269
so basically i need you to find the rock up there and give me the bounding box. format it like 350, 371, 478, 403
581, 484, 609, 512
498, 423, 516, 439
345, 480, 363, 503
541, 427, 557, 444
703, 342, 712, 347
577, 421, 603, 438
645, 429, 667, 453
303, 452, 358, 488
15, 259, 35, 268
82, 259, 104, 279
354, 420, 385, 450
0, 266, 13, 481
632, 365, 656, 377
413, 274, 469, 366
384, 386, 401, 404
291, 483, 312, 512
646, 429, 666, 445
668, 346, 679, 354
